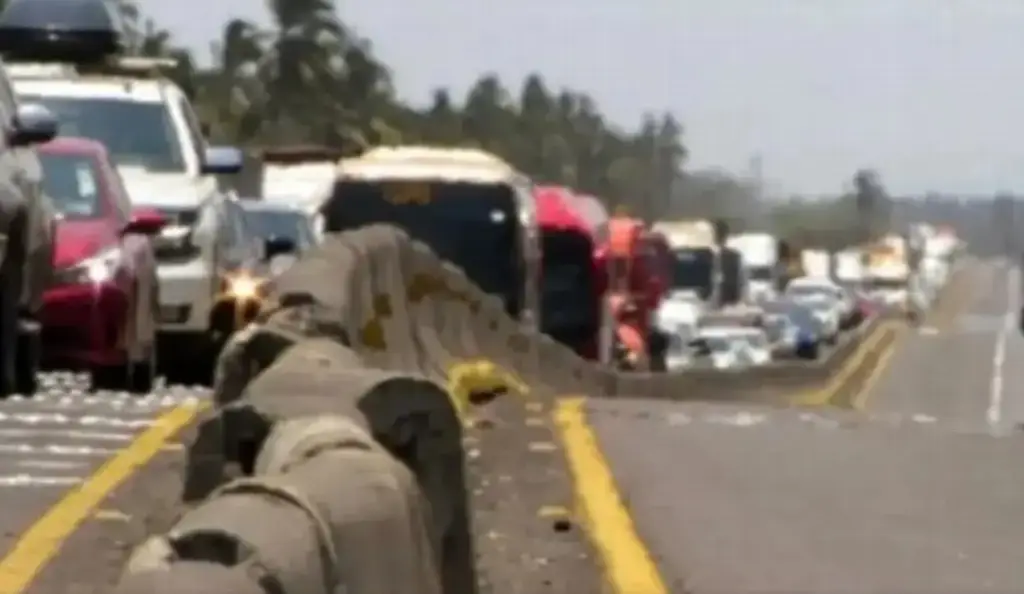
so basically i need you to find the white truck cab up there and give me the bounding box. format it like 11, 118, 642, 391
726, 233, 779, 302
9, 59, 250, 383
258, 146, 342, 241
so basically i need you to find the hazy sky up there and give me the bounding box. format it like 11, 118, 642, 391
139, 0, 1024, 196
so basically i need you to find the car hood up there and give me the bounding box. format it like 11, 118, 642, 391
748, 280, 775, 297
54, 219, 116, 269
117, 167, 217, 207
712, 352, 736, 367
656, 300, 700, 324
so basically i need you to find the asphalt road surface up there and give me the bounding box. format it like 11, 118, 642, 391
0, 374, 207, 556
867, 258, 1023, 431
588, 258, 1024, 593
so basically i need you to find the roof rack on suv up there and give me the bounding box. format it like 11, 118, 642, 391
0, 0, 177, 77
5, 56, 179, 80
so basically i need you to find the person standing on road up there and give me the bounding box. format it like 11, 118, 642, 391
612, 297, 649, 370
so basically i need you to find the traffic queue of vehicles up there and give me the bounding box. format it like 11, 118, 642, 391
0, 0, 308, 395
0, 0, 966, 397
652, 227, 960, 372
258, 144, 961, 377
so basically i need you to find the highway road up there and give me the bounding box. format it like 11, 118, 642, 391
0, 258, 1017, 594
0, 375, 205, 593
866, 257, 1023, 431
584, 258, 1024, 593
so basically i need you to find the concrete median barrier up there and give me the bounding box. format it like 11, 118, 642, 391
114, 224, 895, 594
120, 415, 442, 594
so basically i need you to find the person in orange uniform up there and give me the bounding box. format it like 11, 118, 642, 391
610, 295, 648, 369
606, 216, 669, 370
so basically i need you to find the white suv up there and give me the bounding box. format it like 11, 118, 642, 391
10, 58, 257, 383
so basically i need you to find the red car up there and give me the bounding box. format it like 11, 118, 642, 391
38, 138, 165, 393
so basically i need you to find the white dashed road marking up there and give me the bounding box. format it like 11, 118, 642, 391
987, 266, 1018, 430
0, 372, 208, 488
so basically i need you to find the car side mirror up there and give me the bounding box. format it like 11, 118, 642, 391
201, 145, 243, 175
263, 236, 296, 260
123, 208, 167, 235
9, 103, 57, 147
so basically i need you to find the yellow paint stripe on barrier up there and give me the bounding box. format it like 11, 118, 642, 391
0, 402, 206, 594
446, 359, 530, 421
554, 397, 668, 594
791, 323, 895, 407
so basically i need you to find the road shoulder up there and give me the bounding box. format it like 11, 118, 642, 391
19, 418, 198, 594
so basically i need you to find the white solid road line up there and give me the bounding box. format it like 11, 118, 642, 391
987, 334, 1006, 427
987, 263, 1018, 429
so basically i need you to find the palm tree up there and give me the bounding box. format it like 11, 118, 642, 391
201, 19, 266, 141
261, 0, 347, 143
96, 0, 698, 211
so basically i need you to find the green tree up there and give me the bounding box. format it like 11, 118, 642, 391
92, 2, 700, 216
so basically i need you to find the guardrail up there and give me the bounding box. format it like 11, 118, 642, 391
110, 225, 905, 594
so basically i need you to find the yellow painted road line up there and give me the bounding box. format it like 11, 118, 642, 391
0, 402, 205, 593
851, 333, 898, 411
554, 397, 668, 594
792, 324, 889, 407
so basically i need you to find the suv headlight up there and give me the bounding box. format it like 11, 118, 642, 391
220, 272, 267, 301
153, 224, 199, 260
55, 246, 123, 286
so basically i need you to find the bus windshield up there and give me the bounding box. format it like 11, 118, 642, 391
323, 179, 524, 317
671, 247, 714, 299
540, 231, 598, 331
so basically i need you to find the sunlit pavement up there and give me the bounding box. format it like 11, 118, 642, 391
0, 373, 207, 551
587, 259, 1024, 593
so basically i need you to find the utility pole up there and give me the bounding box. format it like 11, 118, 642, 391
642, 133, 658, 224
994, 194, 1015, 257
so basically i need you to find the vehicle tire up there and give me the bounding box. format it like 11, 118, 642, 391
128, 344, 157, 394
647, 330, 668, 373
90, 363, 126, 393
0, 255, 21, 398
159, 333, 215, 387
92, 345, 157, 394
14, 323, 39, 396
796, 343, 819, 360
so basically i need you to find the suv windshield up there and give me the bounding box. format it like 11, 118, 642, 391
323, 179, 524, 317
19, 95, 186, 173
243, 208, 316, 251
786, 284, 832, 300
39, 153, 102, 218
703, 337, 732, 352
